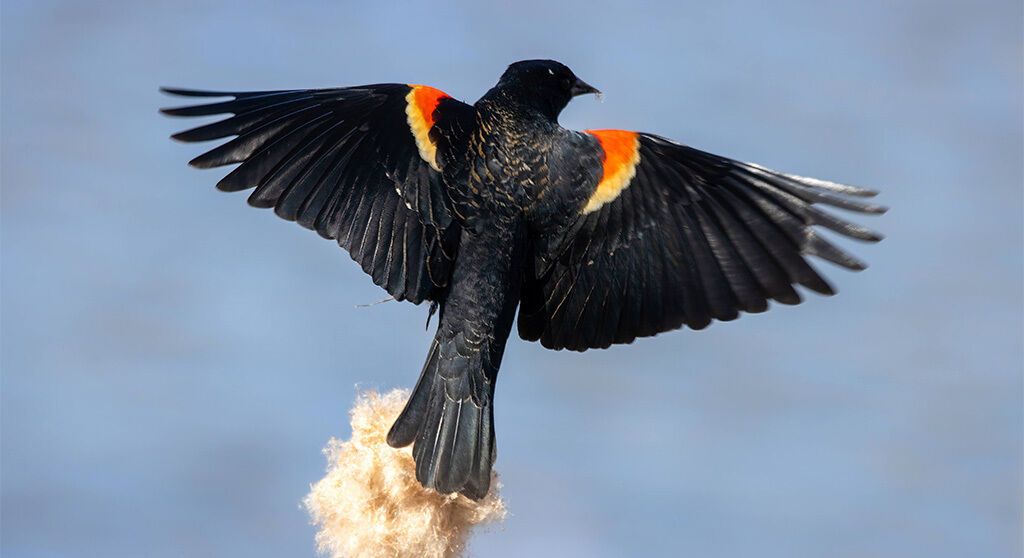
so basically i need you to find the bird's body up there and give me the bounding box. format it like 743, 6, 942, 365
163, 60, 885, 499
388, 74, 600, 496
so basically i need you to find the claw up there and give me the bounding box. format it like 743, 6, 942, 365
426, 300, 439, 330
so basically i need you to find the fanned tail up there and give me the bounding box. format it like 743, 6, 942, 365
387, 337, 495, 500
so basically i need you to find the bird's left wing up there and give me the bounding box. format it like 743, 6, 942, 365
162, 84, 473, 304
519, 130, 886, 351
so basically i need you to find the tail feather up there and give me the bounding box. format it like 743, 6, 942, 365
385, 340, 439, 448
465, 402, 495, 498
387, 338, 495, 500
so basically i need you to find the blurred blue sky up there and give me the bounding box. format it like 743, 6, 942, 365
2, 1, 1021, 557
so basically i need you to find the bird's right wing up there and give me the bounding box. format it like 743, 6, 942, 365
519, 130, 887, 351
162, 84, 474, 304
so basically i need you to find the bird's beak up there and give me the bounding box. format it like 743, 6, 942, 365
570, 78, 601, 97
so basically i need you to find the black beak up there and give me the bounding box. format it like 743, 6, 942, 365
570, 78, 601, 97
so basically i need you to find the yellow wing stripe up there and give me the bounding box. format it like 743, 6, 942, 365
405, 85, 450, 171
582, 130, 641, 214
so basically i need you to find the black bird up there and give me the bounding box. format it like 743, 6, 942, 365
162, 59, 885, 499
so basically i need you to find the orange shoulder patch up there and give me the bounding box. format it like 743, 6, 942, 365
405, 85, 451, 171
582, 130, 641, 214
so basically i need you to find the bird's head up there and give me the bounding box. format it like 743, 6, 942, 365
493, 59, 600, 120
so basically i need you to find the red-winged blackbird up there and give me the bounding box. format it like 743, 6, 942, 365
163, 59, 885, 499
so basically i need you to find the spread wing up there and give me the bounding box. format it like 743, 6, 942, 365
162, 84, 474, 303
519, 130, 886, 351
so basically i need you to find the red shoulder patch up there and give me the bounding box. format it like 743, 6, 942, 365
405, 85, 451, 171
582, 130, 641, 214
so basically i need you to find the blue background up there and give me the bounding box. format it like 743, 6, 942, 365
3, 1, 1021, 556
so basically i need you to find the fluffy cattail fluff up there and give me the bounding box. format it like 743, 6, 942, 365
305, 389, 506, 558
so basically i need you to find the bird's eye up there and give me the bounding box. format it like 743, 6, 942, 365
561, 77, 572, 90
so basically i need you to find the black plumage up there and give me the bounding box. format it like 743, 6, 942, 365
162, 59, 885, 499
